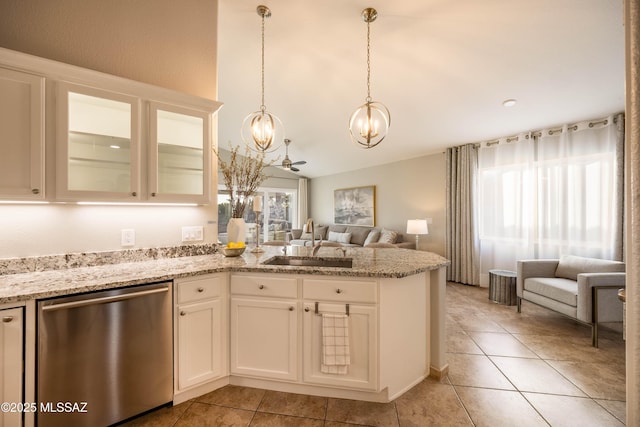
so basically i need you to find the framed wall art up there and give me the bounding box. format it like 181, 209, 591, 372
333, 185, 376, 226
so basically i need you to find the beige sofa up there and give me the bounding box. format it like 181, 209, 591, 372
517, 255, 625, 347
288, 224, 415, 249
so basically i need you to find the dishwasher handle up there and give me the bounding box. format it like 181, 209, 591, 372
41, 286, 169, 312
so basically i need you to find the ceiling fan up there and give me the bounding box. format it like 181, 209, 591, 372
280, 138, 307, 172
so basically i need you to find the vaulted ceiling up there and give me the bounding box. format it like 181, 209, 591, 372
217, 0, 625, 178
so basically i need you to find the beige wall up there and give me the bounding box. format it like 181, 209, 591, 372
0, 0, 220, 258
309, 152, 446, 256
0, 0, 218, 99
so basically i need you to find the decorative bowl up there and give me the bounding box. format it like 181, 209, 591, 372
221, 246, 246, 257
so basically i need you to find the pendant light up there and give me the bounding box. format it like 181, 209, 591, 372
241, 5, 284, 153
349, 7, 390, 149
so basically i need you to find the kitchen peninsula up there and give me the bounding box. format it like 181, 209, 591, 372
0, 245, 449, 425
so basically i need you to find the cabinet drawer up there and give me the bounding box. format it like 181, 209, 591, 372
303, 279, 377, 303
177, 274, 224, 304
231, 275, 298, 299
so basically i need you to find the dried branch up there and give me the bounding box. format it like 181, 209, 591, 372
213, 144, 276, 218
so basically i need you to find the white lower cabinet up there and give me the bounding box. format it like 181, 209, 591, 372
1, 307, 24, 427
175, 274, 226, 393
302, 278, 378, 391
303, 302, 377, 390
229, 274, 298, 381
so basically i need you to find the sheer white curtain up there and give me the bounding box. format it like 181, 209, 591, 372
477, 133, 536, 284
297, 178, 308, 229
477, 114, 624, 285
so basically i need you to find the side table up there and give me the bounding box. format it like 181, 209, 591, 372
489, 269, 517, 305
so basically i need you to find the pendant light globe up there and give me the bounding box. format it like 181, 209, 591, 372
242, 5, 284, 153
349, 100, 391, 148
348, 7, 390, 149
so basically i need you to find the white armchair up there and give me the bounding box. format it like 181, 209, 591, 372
517, 255, 625, 347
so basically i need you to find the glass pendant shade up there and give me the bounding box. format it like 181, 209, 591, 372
242, 109, 284, 153
349, 100, 390, 148
348, 7, 390, 149
242, 5, 283, 153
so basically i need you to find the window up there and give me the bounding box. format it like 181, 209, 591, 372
217, 187, 297, 244
477, 118, 622, 275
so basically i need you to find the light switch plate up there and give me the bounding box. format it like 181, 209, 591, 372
121, 229, 135, 246
182, 226, 204, 242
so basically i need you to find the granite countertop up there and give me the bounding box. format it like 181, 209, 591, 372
0, 245, 450, 304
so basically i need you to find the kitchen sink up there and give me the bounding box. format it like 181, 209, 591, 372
262, 256, 353, 268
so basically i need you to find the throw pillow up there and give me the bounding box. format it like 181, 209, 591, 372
378, 228, 398, 244
301, 224, 328, 240
345, 226, 371, 246
364, 230, 381, 246
328, 231, 352, 244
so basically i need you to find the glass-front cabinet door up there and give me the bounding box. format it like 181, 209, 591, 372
0, 67, 45, 200
148, 102, 211, 204
56, 81, 141, 201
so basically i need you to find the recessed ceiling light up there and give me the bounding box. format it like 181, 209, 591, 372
110, 145, 121, 149
502, 99, 517, 107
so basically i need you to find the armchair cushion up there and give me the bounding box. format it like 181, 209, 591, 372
555, 255, 625, 281
524, 277, 577, 307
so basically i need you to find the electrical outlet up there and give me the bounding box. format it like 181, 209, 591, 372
121, 229, 135, 246
182, 226, 204, 242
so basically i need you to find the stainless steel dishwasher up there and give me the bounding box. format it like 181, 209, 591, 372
37, 282, 173, 427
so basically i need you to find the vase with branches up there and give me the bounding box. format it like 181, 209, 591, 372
214, 143, 275, 243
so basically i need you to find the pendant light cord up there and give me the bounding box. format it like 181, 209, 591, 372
260, 12, 266, 113
366, 19, 372, 103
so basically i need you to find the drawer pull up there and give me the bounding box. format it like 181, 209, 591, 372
289, 306, 294, 311
131, 191, 137, 197
259, 284, 265, 290
180, 311, 186, 316
304, 307, 310, 312
2, 316, 13, 323
336, 288, 342, 294
32, 188, 40, 195
197, 287, 204, 293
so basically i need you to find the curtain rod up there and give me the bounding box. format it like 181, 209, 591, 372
461, 113, 622, 149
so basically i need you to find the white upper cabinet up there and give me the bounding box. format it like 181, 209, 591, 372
0, 47, 222, 204
0, 67, 44, 200
149, 102, 211, 204
56, 82, 142, 201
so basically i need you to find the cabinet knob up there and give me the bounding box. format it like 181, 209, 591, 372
131, 191, 137, 197
304, 307, 310, 312
151, 192, 157, 197
289, 306, 294, 311
2, 316, 13, 323
336, 288, 342, 294
180, 311, 186, 316
259, 284, 265, 289
31, 188, 40, 195
197, 287, 204, 293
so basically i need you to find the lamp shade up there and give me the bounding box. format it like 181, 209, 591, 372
406, 219, 429, 235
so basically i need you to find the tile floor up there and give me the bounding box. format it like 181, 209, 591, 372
123, 282, 626, 426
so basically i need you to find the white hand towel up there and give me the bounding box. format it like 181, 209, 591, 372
321, 313, 350, 374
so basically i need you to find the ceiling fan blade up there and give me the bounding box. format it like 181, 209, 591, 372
291, 160, 307, 166
290, 166, 300, 172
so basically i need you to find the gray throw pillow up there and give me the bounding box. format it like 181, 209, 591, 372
345, 226, 371, 246
364, 230, 380, 246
